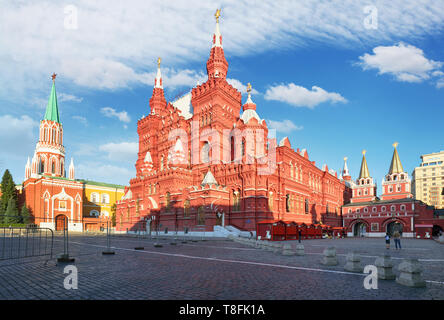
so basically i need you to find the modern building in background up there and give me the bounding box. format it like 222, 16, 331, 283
412, 150, 444, 209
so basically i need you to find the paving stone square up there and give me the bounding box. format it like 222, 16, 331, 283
0, 234, 443, 300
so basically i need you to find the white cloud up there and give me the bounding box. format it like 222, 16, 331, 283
59, 93, 83, 102
100, 107, 131, 123
2, 1, 444, 98
72, 115, 87, 126
0, 115, 38, 157
266, 119, 303, 134
76, 162, 133, 185
264, 83, 347, 108
358, 43, 443, 84
99, 142, 138, 162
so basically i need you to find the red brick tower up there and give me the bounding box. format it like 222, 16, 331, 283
22, 74, 83, 231
381, 142, 412, 200
350, 150, 377, 203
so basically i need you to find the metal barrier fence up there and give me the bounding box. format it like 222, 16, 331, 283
0, 227, 53, 261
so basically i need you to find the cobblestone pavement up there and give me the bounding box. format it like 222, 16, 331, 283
0, 234, 443, 300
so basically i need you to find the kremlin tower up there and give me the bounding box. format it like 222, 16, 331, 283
380, 143, 412, 200
350, 150, 377, 203
25, 74, 75, 180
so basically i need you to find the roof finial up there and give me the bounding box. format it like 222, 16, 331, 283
393, 141, 398, 148
344, 156, 348, 161
154, 57, 163, 89
215, 8, 221, 23
51, 73, 57, 82
362, 149, 366, 155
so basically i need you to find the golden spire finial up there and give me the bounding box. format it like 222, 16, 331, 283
344, 156, 348, 161
393, 142, 398, 148
157, 57, 161, 68
51, 73, 57, 82
247, 82, 252, 94
362, 150, 366, 155
215, 8, 221, 23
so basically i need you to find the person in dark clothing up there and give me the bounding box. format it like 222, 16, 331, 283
298, 230, 302, 243
393, 231, 402, 249
385, 233, 390, 249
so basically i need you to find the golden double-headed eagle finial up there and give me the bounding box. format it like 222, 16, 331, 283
344, 157, 348, 161
362, 150, 367, 155
247, 82, 252, 94
215, 9, 221, 22
51, 73, 57, 82
393, 142, 399, 148
157, 57, 161, 68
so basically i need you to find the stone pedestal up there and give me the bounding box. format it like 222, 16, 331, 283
344, 252, 363, 273
321, 247, 338, 266
374, 255, 395, 280
282, 243, 295, 256
272, 242, 282, 253
295, 244, 305, 256
396, 259, 426, 287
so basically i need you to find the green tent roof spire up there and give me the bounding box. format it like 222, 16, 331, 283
43, 73, 60, 123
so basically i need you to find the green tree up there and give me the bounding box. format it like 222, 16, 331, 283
21, 205, 31, 224
4, 197, 19, 224
0, 170, 17, 223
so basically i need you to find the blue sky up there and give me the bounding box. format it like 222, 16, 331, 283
0, 1, 443, 196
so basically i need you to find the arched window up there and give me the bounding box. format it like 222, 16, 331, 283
286, 194, 290, 212
197, 206, 205, 225
101, 193, 110, 204
90, 210, 99, 217
39, 159, 45, 174
268, 192, 274, 211
184, 199, 190, 217
305, 199, 309, 214
201, 142, 210, 163
232, 191, 240, 211
166, 192, 171, 209
91, 193, 99, 203
51, 161, 56, 174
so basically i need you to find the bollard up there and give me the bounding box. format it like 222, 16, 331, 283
282, 243, 295, 256
321, 247, 338, 266
153, 241, 163, 248
295, 244, 305, 256
396, 258, 426, 287
374, 254, 395, 280
102, 221, 115, 255
272, 242, 283, 253
344, 252, 363, 273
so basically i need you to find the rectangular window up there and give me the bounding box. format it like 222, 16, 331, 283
59, 201, 66, 210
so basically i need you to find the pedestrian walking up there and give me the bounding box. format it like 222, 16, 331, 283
385, 233, 390, 249
393, 231, 402, 250
298, 229, 302, 243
